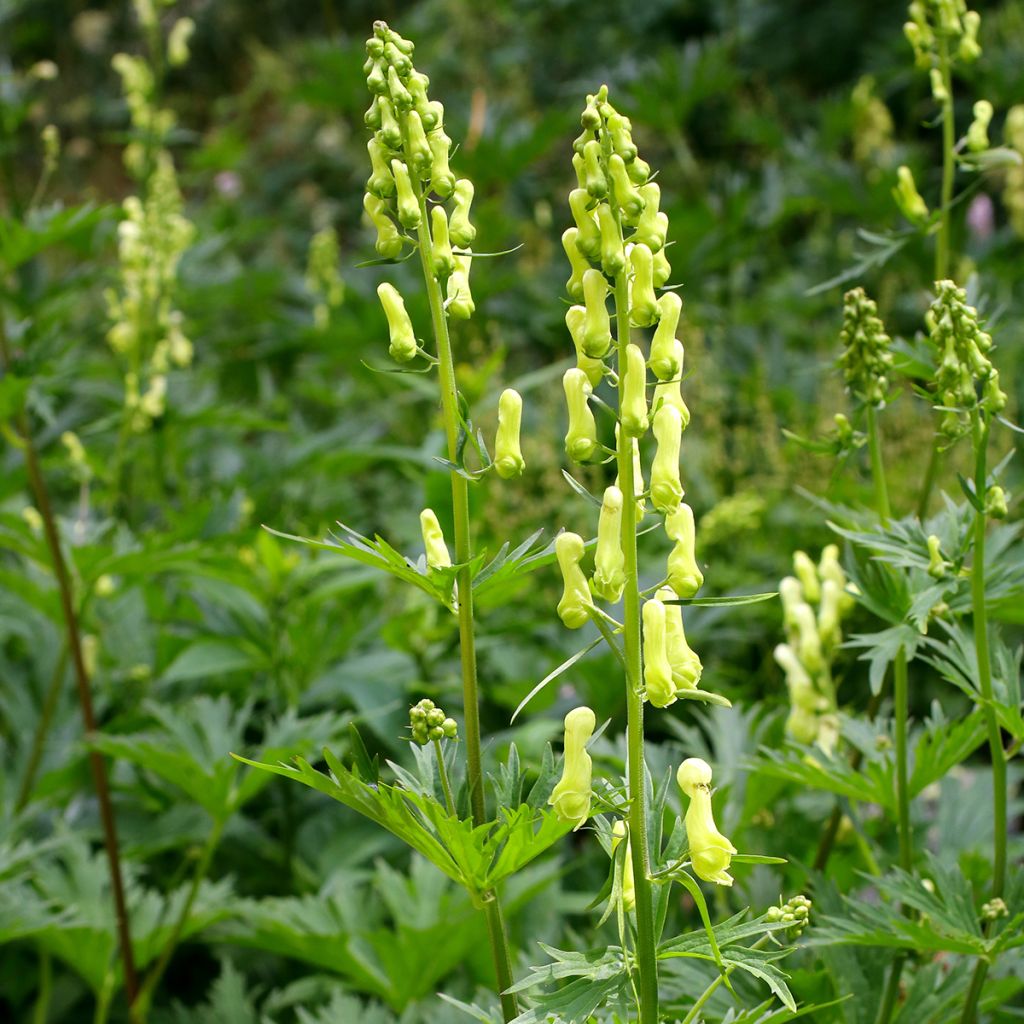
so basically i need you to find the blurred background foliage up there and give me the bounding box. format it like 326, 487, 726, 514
1, 0, 1022, 1020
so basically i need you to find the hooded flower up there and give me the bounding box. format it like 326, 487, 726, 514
678, 757, 736, 886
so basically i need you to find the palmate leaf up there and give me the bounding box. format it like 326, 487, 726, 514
754, 745, 892, 810
0, 202, 110, 269
907, 706, 987, 797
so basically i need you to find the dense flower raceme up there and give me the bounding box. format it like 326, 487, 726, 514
677, 758, 737, 886
838, 287, 894, 408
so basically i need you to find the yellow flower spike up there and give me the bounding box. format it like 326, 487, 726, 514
363, 193, 404, 259
677, 758, 736, 886
649, 292, 683, 380
642, 598, 676, 707
597, 204, 626, 277
612, 819, 636, 910
405, 110, 433, 177
634, 182, 667, 251
792, 551, 821, 603
494, 388, 526, 480
792, 601, 824, 673
565, 306, 606, 388
656, 586, 702, 691
430, 206, 455, 280
629, 243, 659, 327
449, 179, 476, 247
428, 127, 456, 198
420, 508, 452, 569
582, 268, 613, 358
391, 159, 421, 229
583, 138, 607, 198
652, 364, 690, 426
563, 367, 599, 464
569, 188, 602, 262
614, 424, 646, 521
591, 485, 625, 603
555, 531, 591, 629
650, 405, 684, 514
377, 282, 417, 362
562, 227, 590, 302
549, 706, 596, 828
608, 153, 644, 220
620, 343, 649, 438
366, 137, 396, 197
446, 252, 474, 320
665, 502, 703, 599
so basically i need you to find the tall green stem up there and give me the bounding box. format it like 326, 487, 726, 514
892, 648, 911, 873
612, 270, 659, 1024
866, 405, 891, 521
411, 187, 518, 1022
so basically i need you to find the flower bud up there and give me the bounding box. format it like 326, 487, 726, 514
569, 188, 602, 262
629, 243, 659, 327
959, 10, 981, 62
365, 96, 384, 129
608, 112, 637, 163
366, 137, 396, 197
652, 246, 671, 287
678, 758, 736, 886
817, 579, 843, 650
643, 598, 676, 707
597, 203, 626, 277
449, 179, 476, 247
779, 576, 804, 634
563, 368, 599, 463
665, 502, 703, 598
929, 67, 949, 104
967, 99, 993, 153
364, 193, 404, 259
656, 586, 702, 690
612, 820, 636, 910
377, 282, 417, 362
927, 534, 946, 577
430, 205, 455, 280
446, 252, 474, 320
652, 368, 690, 426
562, 227, 590, 303
386, 64, 412, 109
649, 292, 682, 380
817, 545, 853, 613
167, 17, 195, 67
442, 717, 458, 738
420, 508, 452, 569
494, 388, 526, 479
792, 551, 820, 603
634, 183, 667, 251
620, 343, 649, 437
609, 153, 644, 219
650, 405, 684, 514
565, 306, 605, 387
591, 485, 625, 603
793, 602, 824, 673
627, 155, 651, 185
406, 110, 433, 177
985, 485, 1008, 519
378, 96, 402, 150
581, 268, 613, 358
549, 705, 596, 828
894, 165, 929, 224
391, 159, 421, 229
428, 128, 456, 198
583, 139, 607, 198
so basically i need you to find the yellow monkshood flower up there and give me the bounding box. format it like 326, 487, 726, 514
677, 757, 736, 886
612, 819, 636, 910
549, 706, 596, 829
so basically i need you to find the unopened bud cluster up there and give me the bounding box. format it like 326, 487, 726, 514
904, 0, 982, 72
838, 288, 893, 407
926, 280, 1006, 439
766, 893, 813, 937
409, 698, 458, 745
774, 546, 855, 754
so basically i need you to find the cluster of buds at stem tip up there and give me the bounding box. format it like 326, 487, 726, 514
766, 894, 813, 937
838, 287, 893, 407
549, 706, 596, 829
926, 279, 1006, 440
364, 21, 477, 361
774, 546, 855, 754
904, 0, 982, 71
409, 698, 457, 745
678, 758, 736, 886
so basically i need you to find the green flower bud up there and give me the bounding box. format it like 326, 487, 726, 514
818, 545, 856, 616
620, 343, 649, 437
428, 128, 456, 198
563, 367, 599, 463
817, 579, 843, 650
982, 897, 1008, 921
657, 586, 702, 690
894, 165, 929, 224
425, 100, 445, 132
430, 205, 455, 280
549, 705, 596, 828
792, 551, 820, 603
364, 97, 383, 130
633, 183, 667, 251
569, 188, 602, 262
428, 725, 444, 741
792, 601, 824, 673
442, 717, 458, 738
383, 41, 411, 77
652, 367, 690, 426
597, 204, 626, 277
591, 485, 625, 603
774, 643, 813, 697
565, 306, 606, 387
665, 502, 703, 598
366, 59, 387, 95
779, 577, 804, 634
377, 282, 417, 362
629, 243, 659, 327
967, 99, 993, 152
387, 64, 412, 110
627, 155, 651, 185
581, 268, 613, 358
643, 597, 676, 707
420, 508, 452, 569
959, 10, 981, 62
607, 112, 637, 162
678, 758, 736, 886
611, 819, 636, 910
449, 179, 476, 247
609, 153, 644, 219
364, 193, 404, 259
391, 159, 421, 229
929, 67, 949, 104
927, 534, 947, 577
378, 96, 402, 150
581, 99, 602, 130
614, 424, 646, 521
494, 388, 526, 479
446, 252, 474, 320
426, 708, 445, 727
562, 227, 590, 302
556, 531, 591, 629
652, 246, 672, 288
651, 405, 684, 514
367, 137, 396, 197
583, 139, 607, 198
985, 485, 1008, 519
571, 151, 587, 191
649, 292, 683, 380
406, 110, 433, 177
